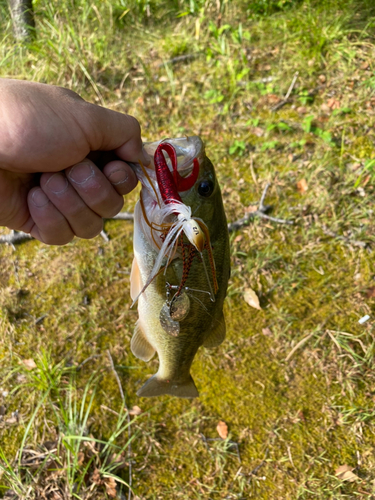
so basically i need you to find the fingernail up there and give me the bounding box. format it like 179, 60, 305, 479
46, 173, 69, 194
68, 163, 95, 185
31, 189, 49, 207
141, 146, 152, 166
107, 169, 129, 185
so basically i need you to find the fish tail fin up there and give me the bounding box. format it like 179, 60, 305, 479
137, 373, 199, 398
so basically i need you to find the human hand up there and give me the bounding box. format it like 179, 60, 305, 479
0, 79, 149, 244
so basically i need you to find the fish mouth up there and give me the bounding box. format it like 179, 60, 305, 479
131, 136, 204, 206
143, 136, 203, 176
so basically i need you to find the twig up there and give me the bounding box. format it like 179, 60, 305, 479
322, 226, 368, 249
100, 230, 110, 242
157, 53, 200, 68
258, 182, 271, 211
0, 231, 33, 245
111, 212, 134, 221
106, 350, 132, 500
271, 71, 299, 112
285, 331, 316, 361
76, 354, 100, 370
228, 182, 294, 232
249, 154, 258, 185
34, 314, 47, 325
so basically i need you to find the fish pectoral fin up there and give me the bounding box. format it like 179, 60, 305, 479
131, 321, 155, 361
137, 374, 199, 398
203, 313, 226, 348
130, 256, 142, 302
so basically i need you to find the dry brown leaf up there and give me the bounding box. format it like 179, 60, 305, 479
253, 127, 264, 137
266, 93, 280, 105
217, 420, 228, 439
92, 468, 102, 485
327, 97, 340, 110
335, 464, 359, 482
243, 288, 262, 310
234, 235, 243, 243
77, 451, 85, 466
360, 60, 370, 70
128, 405, 142, 416
366, 287, 375, 298
20, 358, 37, 371
104, 476, 117, 498
296, 106, 307, 114
262, 327, 272, 336
297, 179, 308, 193
245, 205, 258, 213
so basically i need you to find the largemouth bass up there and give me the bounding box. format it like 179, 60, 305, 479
130, 136, 230, 398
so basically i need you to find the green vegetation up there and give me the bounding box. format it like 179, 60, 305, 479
1, 0, 375, 497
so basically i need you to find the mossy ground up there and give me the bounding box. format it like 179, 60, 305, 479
1, 0, 375, 498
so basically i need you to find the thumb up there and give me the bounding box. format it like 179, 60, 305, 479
82, 102, 151, 165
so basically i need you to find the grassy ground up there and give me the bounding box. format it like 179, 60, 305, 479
1, 0, 375, 498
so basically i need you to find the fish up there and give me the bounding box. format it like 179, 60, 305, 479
129, 136, 230, 398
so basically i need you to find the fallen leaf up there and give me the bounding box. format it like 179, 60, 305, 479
234, 235, 243, 243
128, 405, 142, 416
318, 74, 326, 83
335, 464, 359, 482
245, 205, 258, 213
366, 287, 375, 298
296, 106, 307, 114
266, 93, 280, 105
20, 359, 37, 371
253, 127, 264, 137
104, 476, 117, 498
262, 327, 272, 336
243, 288, 262, 310
92, 468, 102, 485
77, 451, 85, 466
320, 103, 331, 113
360, 60, 370, 70
5, 416, 18, 424
297, 179, 308, 193
217, 420, 228, 439
327, 97, 340, 110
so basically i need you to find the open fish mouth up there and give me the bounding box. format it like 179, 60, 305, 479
131, 136, 204, 206
143, 136, 203, 175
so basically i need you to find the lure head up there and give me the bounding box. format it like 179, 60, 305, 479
177, 215, 205, 253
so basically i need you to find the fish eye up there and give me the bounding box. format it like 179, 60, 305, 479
198, 180, 214, 197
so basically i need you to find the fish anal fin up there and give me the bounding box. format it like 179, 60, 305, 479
131, 321, 155, 362
130, 256, 142, 302
137, 374, 199, 398
203, 314, 226, 348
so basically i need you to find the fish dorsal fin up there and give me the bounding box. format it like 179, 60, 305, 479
130, 256, 142, 301
131, 320, 155, 361
203, 313, 226, 348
